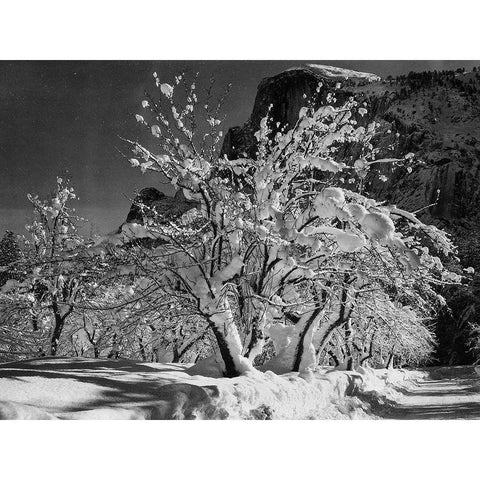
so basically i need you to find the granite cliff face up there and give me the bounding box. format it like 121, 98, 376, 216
221, 65, 380, 161
221, 64, 480, 364
222, 64, 480, 235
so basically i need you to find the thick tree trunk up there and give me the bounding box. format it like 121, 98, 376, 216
172, 344, 180, 363
344, 317, 354, 370
205, 298, 253, 377
386, 351, 395, 369
50, 303, 70, 356
209, 321, 240, 377
50, 320, 64, 356
264, 306, 325, 374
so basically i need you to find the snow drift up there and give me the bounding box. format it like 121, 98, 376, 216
0, 358, 424, 420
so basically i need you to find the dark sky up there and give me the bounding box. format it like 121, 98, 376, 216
1, 60, 478, 236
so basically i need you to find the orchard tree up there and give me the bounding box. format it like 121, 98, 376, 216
320, 289, 436, 369
106, 73, 461, 377
1, 178, 102, 356
71, 266, 213, 362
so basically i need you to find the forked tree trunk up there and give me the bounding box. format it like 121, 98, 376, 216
292, 307, 324, 372
263, 306, 325, 374
50, 302, 72, 356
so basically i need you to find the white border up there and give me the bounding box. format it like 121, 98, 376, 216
1, 1, 479, 478
1, 0, 479, 59
1, 420, 479, 479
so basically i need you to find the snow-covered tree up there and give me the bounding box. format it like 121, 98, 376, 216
321, 289, 436, 369
0, 230, 22, 287
113, 74, 460, 377
67, 270, 213, 363
0, 178, 99, 356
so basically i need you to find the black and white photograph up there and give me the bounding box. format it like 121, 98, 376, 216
2, 58, 480, 421
1, 1, 478, 478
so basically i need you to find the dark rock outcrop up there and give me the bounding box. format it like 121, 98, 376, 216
119, 187, 199, 248
221, 65, 380, 160
125, 187, 199, 225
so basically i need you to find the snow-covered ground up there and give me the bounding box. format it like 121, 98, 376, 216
0, 357, 425, 419
383, 366, 480, 419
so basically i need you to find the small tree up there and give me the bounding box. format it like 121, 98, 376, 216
1, 178, 99, 356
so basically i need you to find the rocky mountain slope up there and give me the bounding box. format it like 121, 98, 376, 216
222, 64, 480, 231
221, 63, 480, 364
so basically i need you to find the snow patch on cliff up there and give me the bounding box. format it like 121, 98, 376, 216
304, 64, 381, 83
